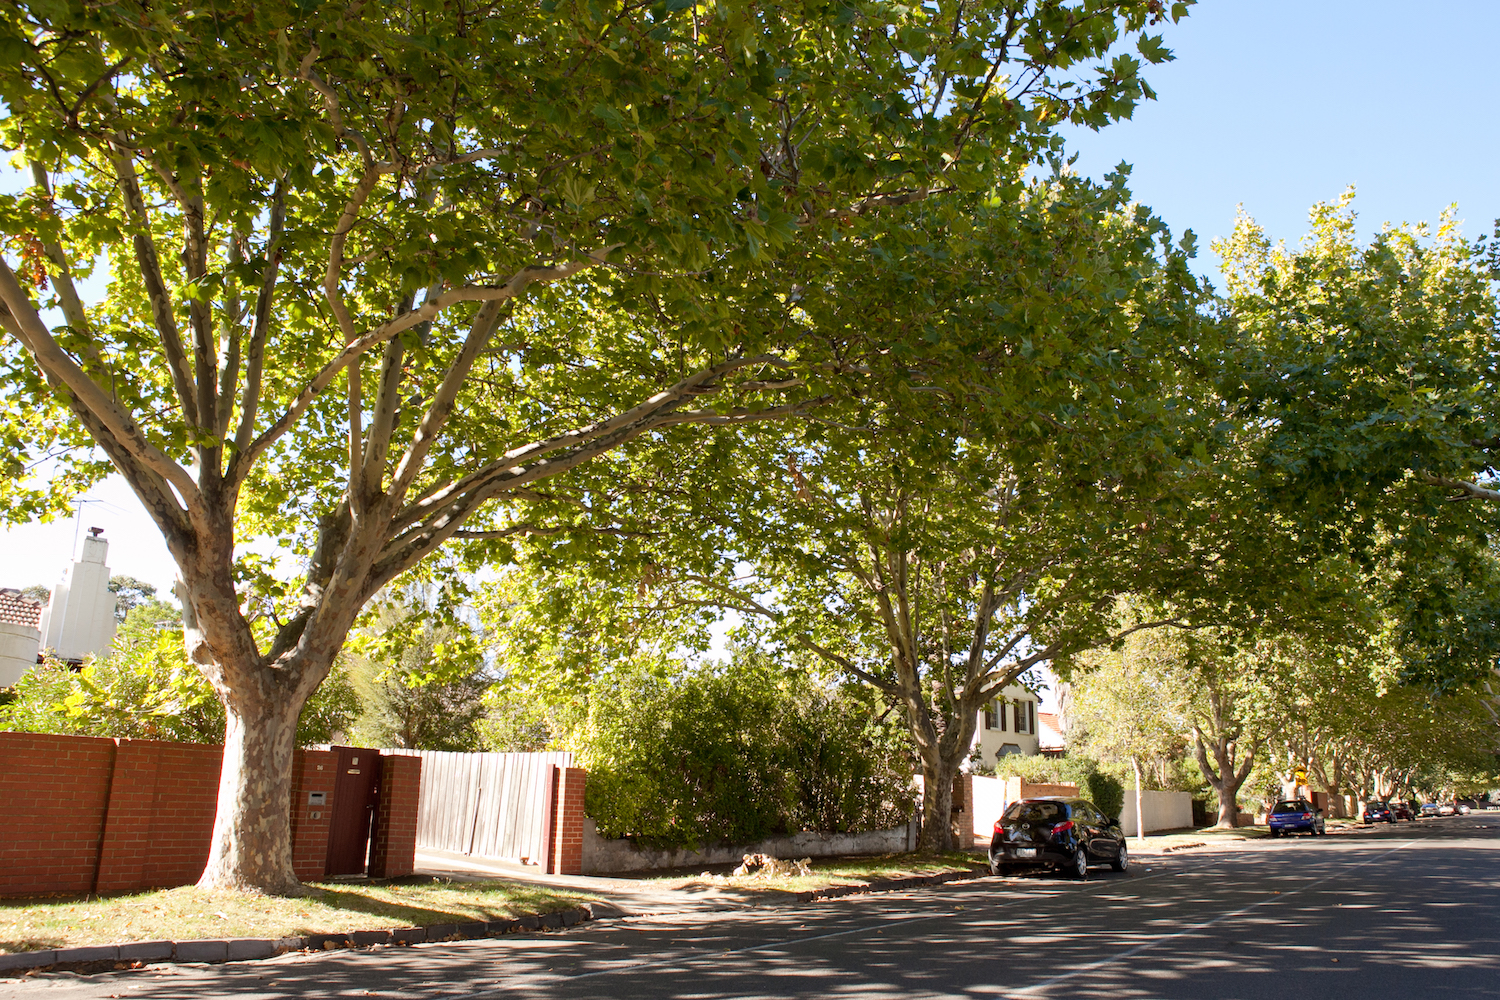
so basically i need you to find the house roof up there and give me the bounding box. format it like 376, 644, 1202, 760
1037, 711, 1064, 752
0, 588, 44, 630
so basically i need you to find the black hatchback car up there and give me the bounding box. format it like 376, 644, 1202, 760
989, 797, 1128, 879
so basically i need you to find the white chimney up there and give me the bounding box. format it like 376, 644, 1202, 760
38, 527, 118, 662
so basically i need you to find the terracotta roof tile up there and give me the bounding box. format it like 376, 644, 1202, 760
0, 588, 44, 630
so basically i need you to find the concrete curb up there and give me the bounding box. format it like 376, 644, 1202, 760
0, 904, 597, 976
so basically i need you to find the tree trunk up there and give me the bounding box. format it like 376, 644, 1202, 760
197, 677, 315, 895
1131, 756, 1147, 846
1192, 730, 1253, 830
917, 755, 959, 854
1215, 787, 1239, 828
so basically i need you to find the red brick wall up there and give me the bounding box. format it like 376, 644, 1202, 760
288, 748, 338, 881
94, 740, 222, 894
369, 754, 421, 879
0, 733, 117, 896
549, 767, 586, 875
952, 773, 974, 849
0, 735, 386, 896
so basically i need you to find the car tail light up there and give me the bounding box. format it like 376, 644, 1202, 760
1302, 812, 1312, 820
994, 819, 1005, 833
1050, 820, 1074, 838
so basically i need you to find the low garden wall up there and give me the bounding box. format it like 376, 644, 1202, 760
0, 732, 419, 896
1120, 790, 1194, 836
964, 775, 1080, 847
581, 819, 919, 874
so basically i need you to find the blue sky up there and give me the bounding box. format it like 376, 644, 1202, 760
6, 0, 1499, 617
1061, 0, 1499, 280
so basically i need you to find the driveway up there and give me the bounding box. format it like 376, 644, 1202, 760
5, 815, 1496, 999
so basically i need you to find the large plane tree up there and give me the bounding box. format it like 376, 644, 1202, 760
0, 0, 1187, 891
476, 178, 1265, 852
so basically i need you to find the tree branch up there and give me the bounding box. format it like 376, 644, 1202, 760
390, 353, 797, 530
109, 147, 201, 432
231, 182, 285, 460
0, 265, 200, 510
1420, 473, 1500, 503
245, 250, 618, 473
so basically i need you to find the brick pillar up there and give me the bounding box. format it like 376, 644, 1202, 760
953, 773, 974, 849
548, 767, 586, 875
369, 754, 422, 879
289, 748, 338, 881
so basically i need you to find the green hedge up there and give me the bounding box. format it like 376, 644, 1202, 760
576, 666, 916, 847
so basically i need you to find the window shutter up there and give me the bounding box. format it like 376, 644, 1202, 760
1028, 701, 1036, 736
1000, 700, 1008, 732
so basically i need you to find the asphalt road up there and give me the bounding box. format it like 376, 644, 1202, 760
6, 815, 1498, 1000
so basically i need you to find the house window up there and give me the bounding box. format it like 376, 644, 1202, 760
1013, 700, 1024, 734
984, 702, 997, 730
999, 699, 1008, 732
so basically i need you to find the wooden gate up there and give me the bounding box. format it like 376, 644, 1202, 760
325, 746, 381, 875
384, 750, 573, 866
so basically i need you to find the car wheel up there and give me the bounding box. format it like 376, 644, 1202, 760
1269, 828, 1279, 838
1111, 840, 1129, 873
1068, 847, 1088, 880
989, 860, 1008, 877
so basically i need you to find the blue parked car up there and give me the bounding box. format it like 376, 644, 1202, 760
1268, 798, 1326, 837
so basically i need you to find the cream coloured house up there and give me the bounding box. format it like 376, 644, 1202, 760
969, 684, 1043, 765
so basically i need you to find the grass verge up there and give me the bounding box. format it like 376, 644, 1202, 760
645, 851, 987, 894
0, 879, 596, 954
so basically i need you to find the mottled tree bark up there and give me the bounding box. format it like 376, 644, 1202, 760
198, 683, 314, 894
917, 755, 959, 854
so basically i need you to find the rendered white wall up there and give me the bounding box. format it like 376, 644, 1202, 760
0, 621, 41, 687
1120, 790, 1194, 836
38, 533, 118, 662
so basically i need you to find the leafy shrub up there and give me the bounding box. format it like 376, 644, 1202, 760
347, 586, 490, 751
0, 600, 359, 745
1083, 770, 1125, 819
576, 663, 915, 847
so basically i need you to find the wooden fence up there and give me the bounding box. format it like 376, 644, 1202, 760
383, 750, 574, 867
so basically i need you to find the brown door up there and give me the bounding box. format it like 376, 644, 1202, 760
325, 746, 381, 876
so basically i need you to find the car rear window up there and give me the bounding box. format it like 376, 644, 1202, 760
1273, 801, 1306, 813
1003, 801, 1067, 823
